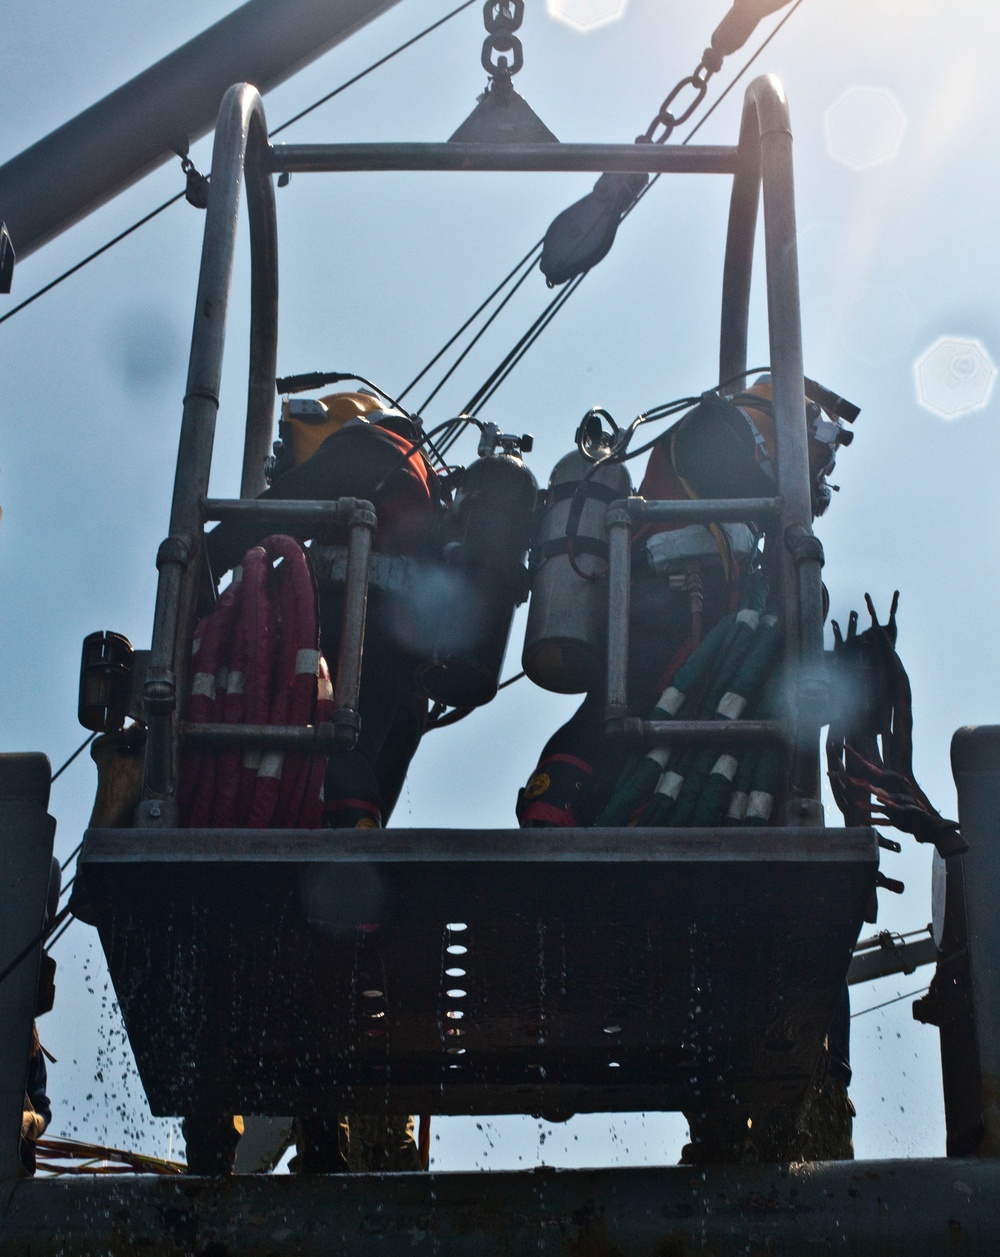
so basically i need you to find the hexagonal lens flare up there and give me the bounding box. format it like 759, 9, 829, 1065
914, 337, 996, 420
824, 86, 906, 170
547, 0, 627, 32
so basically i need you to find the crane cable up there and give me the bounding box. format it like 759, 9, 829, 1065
415, 0, 809, 440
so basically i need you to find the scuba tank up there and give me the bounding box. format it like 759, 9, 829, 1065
420, 426, 537, 709
522, 436, 632, 694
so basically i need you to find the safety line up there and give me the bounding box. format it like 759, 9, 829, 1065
0, 0, 476, 329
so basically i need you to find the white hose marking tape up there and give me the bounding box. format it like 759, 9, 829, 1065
296, 648, 321, 676
711, 754, 739, 782
727, 790, 748, 820
258, 752, 284, 780
658, 687, 684, 716
762, 614, 778, 628
747, 790, 774, 821
736, 609, 760, 629
646, 746, 672, 770
226, 671, 244, 696
243, 749, 262, 771
656, 771, 684, 799
717, 692, 746, 721
191, 672, 215, 699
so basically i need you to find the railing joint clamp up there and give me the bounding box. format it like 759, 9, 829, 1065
784, 524, 824, 566
156, 535, 192, 570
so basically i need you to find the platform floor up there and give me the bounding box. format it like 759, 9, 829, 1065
74, 826, 876, 1118
4, 1158, 997, 1256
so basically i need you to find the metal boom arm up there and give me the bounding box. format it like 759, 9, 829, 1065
0, 0, 404, 263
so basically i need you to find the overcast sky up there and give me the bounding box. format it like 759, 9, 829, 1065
2, 0, 994, 1168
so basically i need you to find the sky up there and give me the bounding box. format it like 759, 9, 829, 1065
1, 0, 994, 1170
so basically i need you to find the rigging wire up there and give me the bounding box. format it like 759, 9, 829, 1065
464, 272, 585, 414
436, 0, 809, 427
46, 916, 75, 951
397, 238, 543, 405
417, 252, 541, 414
0, 197, 185, 328
0, 906, 71, 989
268, 0, 476, 140
851, 986, 930, 1019
0, 0, 477, 330
51, 732, 97, 784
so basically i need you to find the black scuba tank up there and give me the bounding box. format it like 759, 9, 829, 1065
420, 431, 537, 708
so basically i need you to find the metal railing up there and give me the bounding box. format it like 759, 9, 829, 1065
141, 74, 824, 820
604, 77, 825, 812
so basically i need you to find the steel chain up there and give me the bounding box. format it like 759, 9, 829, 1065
481, 0, 524, 81
638, 53, 721, 145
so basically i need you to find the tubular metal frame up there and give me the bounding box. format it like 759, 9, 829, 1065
605, 77, 824, 805
142, 74, 824, 815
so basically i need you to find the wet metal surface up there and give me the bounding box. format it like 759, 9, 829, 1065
3, 1158, 998, 1255
75, 827, 876, 1118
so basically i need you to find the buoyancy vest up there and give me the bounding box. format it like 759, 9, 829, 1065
207, 413, 438, 575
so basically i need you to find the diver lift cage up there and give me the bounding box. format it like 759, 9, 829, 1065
71, 80, 877, 1156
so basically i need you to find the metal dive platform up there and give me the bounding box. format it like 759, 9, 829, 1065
71, 825, 876, 1119
5, 61, 1000, 1256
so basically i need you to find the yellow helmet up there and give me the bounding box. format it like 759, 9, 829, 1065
283, 389, 385, 467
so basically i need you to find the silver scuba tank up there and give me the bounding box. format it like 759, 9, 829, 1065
522, 449, 632, 694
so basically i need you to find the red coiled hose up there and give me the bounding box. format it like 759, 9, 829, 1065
179, 535, 331, 829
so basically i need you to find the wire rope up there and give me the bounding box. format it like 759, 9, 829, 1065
851, 985, 930, 1019
0, 0, 477, 329
446, 0, 809, 421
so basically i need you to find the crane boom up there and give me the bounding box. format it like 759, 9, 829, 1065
0, 0, 404, 266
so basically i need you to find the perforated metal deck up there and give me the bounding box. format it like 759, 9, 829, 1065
74, 826, 876, 1118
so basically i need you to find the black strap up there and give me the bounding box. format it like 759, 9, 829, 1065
538, 535, 609, 562
548, 478, 620, 505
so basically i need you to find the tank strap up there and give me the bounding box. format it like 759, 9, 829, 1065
538, 536, 609, 562
548, 479, 621, 505
727, 394, 775, 481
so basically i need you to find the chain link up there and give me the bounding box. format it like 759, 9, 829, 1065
481, 0, 524, 81
636, 0, 795, 144
638, 56, 718, 145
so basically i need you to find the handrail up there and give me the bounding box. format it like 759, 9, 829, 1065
144, 75, 824, 819
242, 119, 279, 499
606, 75, 825, 813
267, 142, 739, 175
143, 84, 275, 809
